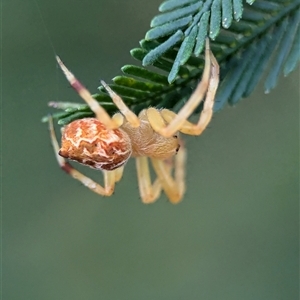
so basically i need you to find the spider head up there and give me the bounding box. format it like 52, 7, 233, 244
59, 118, 132, 170
149, 132, 180, 159
174, 135, 180, 154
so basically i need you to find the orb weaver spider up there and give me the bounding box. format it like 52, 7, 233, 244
49, 38, 219, 204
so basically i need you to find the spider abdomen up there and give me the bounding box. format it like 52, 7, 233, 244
59, 118, 132, 170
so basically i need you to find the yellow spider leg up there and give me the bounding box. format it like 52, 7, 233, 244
136, 156, 162, 204
159, 109, 195, 135
161, 52, 219, 135
49, 116, 116, 196
111, 113, 128, 183
146, 38, 219, 137
159, 108, 214, 135
112, 112, 124, 127
114, 165, 124, 183
151, 143, 186, 204
101, 80, 140, 128
56, 56, 118, 130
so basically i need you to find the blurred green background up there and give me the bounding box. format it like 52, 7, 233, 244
3, 0, 299, 299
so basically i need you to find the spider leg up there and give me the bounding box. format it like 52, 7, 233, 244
55, 56, 118, 130
146, 38, 219, 137
151, 142, 186, 204
135, 156, 162, 204
114, 165, 124, 183
112, 112, 125, 127
159, 107, 214, 136
49, 116, 116, 196
101, 80, 140, 128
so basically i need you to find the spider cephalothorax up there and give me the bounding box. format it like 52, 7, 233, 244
49, 38, 219, 204
120, 109, 180, 159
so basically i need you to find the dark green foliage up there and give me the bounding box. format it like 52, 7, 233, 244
142, 30, 184, 66
44, 0, 300, 125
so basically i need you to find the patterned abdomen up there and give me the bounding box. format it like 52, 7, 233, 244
59, 118, 132, 170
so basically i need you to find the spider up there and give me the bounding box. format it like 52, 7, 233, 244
49, 38, 219, 204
